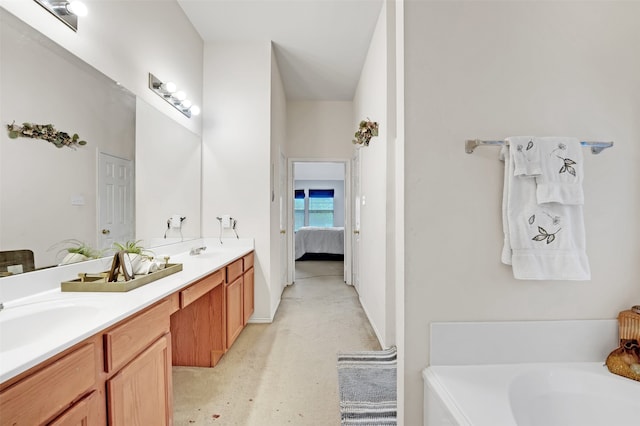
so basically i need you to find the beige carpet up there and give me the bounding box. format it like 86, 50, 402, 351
173, 260, 380, 425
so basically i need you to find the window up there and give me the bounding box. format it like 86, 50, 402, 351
308, 189, 334, 227
294, 189, 305, 231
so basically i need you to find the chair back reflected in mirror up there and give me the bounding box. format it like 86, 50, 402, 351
0, 250, 35, 276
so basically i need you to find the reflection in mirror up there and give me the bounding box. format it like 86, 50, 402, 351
0, 8, 135, 272
135, 98, 202, 249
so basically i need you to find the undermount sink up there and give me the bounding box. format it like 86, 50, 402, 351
191, 251, 224, 259
0, 299, 105, 353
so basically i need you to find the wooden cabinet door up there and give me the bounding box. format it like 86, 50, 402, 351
226, 277, 243, 349
243, 268, 254, 325
107, 334, 172, 426
49, 391, 104, 426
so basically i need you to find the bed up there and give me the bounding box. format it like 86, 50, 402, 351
295, 226, 344, 260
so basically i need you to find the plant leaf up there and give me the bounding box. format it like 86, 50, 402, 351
559, 166, 566, 174
546, 234, 556, 244
526, 140, 534, 150
537, 226, 548, 235
528, 215, 535, 225
532, 235, 548, 241
567, 166, 576, 176
564, 158, 576, 166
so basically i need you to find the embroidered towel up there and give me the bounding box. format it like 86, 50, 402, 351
507, 136, 542, 177
500, 142, 590, 280
533, 137, 584, 205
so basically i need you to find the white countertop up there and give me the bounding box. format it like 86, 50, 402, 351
0, 238, 253, 384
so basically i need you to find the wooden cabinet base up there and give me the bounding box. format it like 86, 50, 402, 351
107, 334, 172, 426
171, 280, 225, 367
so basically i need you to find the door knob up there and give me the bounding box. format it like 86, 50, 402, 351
280, 230, 286, 234
353, 230, 360, 234
102, 229, 111, 235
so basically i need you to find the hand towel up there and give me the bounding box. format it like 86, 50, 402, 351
501, 141, 590, 280
533, 137, 584, 205
506, 136, 542, 177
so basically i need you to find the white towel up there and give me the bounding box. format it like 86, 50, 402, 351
507, 136, 542, 177
533, 137, 584, 205
500, 141, 590, 280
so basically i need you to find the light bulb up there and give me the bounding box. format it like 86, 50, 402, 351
174, 91, 187, 101
181, 100, 192, 109
190, 106, 201, 116
162, 82, 176, 93
66, 1, 88, 17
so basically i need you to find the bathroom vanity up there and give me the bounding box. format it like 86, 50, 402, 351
0, 242, 254, 425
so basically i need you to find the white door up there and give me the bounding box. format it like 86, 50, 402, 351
351, 151, 361, 292
279, 151, 288, 290
98, 153, 134, 251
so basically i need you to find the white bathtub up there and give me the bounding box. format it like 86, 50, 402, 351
423, 362, 640, 426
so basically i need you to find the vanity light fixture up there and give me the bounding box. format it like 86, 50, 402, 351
148, 73, 200, 118
33, 0, 88, 32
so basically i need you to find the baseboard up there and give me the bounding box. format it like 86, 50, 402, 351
359, 296, 386, 348
247, 297, 281, 324
247, 317, 273, 324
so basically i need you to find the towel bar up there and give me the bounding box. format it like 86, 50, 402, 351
465, 139, 613, 155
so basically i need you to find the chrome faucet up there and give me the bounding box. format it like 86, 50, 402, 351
189, 246, 207, 255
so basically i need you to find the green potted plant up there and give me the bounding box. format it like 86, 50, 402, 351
112, 240, 152, 257
112, 240, 156, 275
56, 239, 103, 265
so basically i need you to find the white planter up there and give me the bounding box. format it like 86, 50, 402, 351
60, 252, 88, 265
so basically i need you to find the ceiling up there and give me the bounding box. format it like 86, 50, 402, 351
177, 0, 383, 101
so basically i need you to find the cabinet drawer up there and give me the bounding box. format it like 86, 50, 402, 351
104, 300, 170, 373
243, 252, 254, 271
180, 269, 223, 308
226, 259, 243, 284
49, 390, 102, 426
0, 343, 96, 425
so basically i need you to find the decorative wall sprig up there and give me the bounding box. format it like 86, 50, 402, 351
352, 118, 379, 146
6, 121, 87, 149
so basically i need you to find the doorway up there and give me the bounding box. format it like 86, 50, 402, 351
288, 160, 351, 284
98, 152, 134, 251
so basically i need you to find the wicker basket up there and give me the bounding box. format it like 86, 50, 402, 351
618, 307, 640, 342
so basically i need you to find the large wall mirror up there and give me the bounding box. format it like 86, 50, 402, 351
0, 8, 201, 276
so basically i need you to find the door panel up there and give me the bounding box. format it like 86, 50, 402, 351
351, 152, 361, 292
98, 153, 134, 250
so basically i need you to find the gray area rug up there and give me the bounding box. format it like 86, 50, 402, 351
337, 346, 397, 426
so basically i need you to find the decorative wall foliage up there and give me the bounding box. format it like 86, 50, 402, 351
6, 121, 87, 149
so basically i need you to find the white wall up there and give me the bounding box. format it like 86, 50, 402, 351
0, 1, 203, 135
353, 2, 396, 349
202, 42, 275, 321
286, 101, 354, 159
403, 2, 640, 424
295, 162, 345, 181
294, 180, 346, 228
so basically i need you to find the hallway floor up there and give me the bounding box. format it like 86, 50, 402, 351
173, 260, 380, 425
